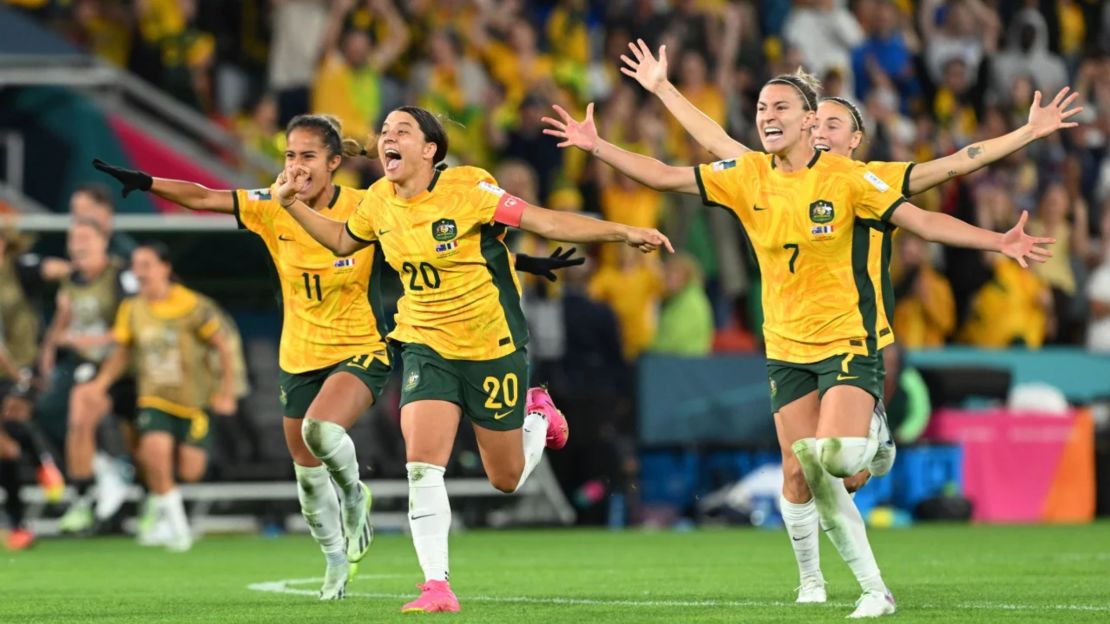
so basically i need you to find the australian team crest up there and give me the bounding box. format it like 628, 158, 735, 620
809, 200, 835, 224
432, 218, 457, 242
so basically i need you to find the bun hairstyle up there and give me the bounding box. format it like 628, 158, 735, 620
822, 96, 865, 135
766, 67, 821, 111
286, 114, 368, 160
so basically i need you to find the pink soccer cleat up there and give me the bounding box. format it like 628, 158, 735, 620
527, 386, 568, 450
401, 580, 460, 614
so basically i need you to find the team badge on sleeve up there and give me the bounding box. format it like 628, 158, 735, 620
248, 189, 272, 201
478, 181, 506, 197
432, 219, 457, 241
711, 160, 737, 172
864, 171, 890, 192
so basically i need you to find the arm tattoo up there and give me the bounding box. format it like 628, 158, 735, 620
948, 170, 958, 178
967, 145, 983, 159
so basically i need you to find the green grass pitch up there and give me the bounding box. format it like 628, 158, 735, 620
3, 523, 1108, 623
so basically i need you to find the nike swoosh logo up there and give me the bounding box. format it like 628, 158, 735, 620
410, 513, 435, 521
278, 234, 294, 241
377, 229, 390, 236
754, 206, 767, 211
837, 374, 859, 381
493, 410, 513, 420
792, 533, 812, 542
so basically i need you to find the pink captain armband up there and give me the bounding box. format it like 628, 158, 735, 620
492, 193, 526, 227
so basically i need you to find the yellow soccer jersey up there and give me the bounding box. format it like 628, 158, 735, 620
234, 185, 388, 374
113, 285, 222, 419
347, 166, 527, 361
696, 150, 907, 363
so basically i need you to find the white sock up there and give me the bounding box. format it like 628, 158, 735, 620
793, 438, 886, 594
160, 488, 190, 541
780, 495, 822, 583
514, 411, 548, 492
407, 462, 451, 582
302, 419, 362, 506
817, 436, 876, 478
294, 463, 345, 558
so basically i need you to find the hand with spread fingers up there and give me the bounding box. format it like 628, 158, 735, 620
92, 158, 153, 197
1002, 211, 1055, 269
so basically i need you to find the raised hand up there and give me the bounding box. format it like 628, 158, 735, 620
273, 166, 311, 207
1002, 210, 1055, 268
1027, 87, 1083, 140
619, 39, 669, 94
541, 103, 599, 152
625, 227, 674, 254
92, 158, 153, 198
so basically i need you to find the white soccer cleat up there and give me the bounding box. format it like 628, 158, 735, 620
136, 516, 173, 547
319, 560, 350, 600
344, 482, 374, 563
796, 576, 827, 604
868, 402, 896, 477
848, 589, 896, 618
94, 457, 130, 521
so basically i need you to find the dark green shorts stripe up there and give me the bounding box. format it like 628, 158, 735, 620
852, 220, 878, 354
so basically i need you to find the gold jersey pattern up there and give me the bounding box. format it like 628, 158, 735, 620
113, 285, 222, 419
347, 166, 527, 361
696, 150, 906, 363
234, 185, 388, 373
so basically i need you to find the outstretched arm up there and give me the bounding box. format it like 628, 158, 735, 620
274, 166, 367, 257
93, 159, 234, 213
517, 204, 673, 254
541, 103, 699, 195
891, 205, 1054, 269
620, 39, 749, 160
907, 88, 1082, 194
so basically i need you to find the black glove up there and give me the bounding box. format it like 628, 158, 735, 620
92, 158, 153, 197
514, 246, 585, 282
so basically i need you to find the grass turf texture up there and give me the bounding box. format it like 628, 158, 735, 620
3, 523, 1108, 623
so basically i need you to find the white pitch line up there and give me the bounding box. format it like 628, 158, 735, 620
247, 578, 1110, 613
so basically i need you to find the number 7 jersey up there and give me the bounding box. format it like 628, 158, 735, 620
234, 185, 389, 374
695, 150, 907, 364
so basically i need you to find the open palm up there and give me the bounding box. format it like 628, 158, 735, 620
1027, 87, 1083, 139
1002, 210, 1055, 268
541, 103, 599, 152
620, 39, 668, 93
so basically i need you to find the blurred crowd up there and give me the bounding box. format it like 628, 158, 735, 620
7, 0, 1110, 362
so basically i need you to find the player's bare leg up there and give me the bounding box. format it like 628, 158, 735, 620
775, 395, 826, 603
59, 384, 110, 533
302, 372, 375, 566
400, 400, 460, 614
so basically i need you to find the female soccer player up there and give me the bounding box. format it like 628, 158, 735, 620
541, 74, 1051, 618
275, 105, 671, 613
619, 39, 1081, 603
94, 115, 580, 599
83, 242, 237, 551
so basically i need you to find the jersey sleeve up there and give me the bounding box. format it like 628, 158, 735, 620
851, 164, 908, 222
112, 298, 135, 345
464, 168, 525, 227
868, 161, 915, 198
693, 155, 756, 216
345, 190, 378, 244
193, 298, 222, 342
233, 188, 280, 234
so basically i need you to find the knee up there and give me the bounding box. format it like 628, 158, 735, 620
489, 473, 519, 494
817, 437, 873, 479
301, 417, 339, 455
178, 462, 207, 483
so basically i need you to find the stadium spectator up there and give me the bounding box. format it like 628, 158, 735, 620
918, 0, 999, 89
1028, 182, 1090, 343
783, 0, 864, 95
268, 0, 330, 126
851, 0, 920, 107
892, 233, 956, 349
1086, 199, 1110, 352
991, 7, 1067, 103
650, 253, 713, 357
589, 246, 662, 363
